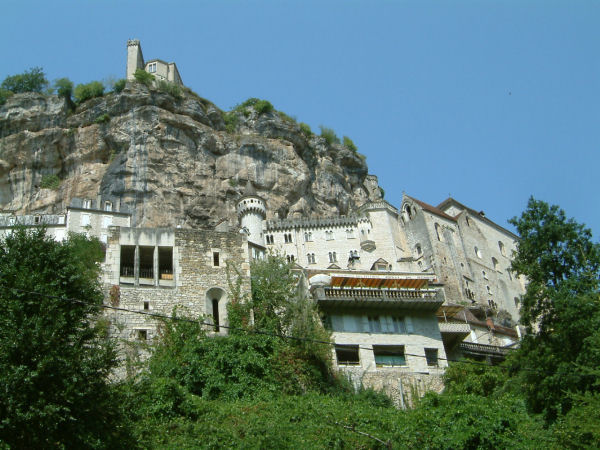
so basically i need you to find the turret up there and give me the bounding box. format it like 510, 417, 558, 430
236, 181, 267, 247
126, 39, 144, 80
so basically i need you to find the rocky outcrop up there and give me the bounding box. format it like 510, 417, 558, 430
0, 83, 370, 228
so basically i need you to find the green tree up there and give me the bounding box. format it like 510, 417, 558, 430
508, 198, 600, 421
54, 77, 75, 109
1, 67, 48, 94
319, 125, 340, 145
74, 81, 105, 103
0, 228, 129, 448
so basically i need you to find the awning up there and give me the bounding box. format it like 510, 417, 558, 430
330, 276, 428, 290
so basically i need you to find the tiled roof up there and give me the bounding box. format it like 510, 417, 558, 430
406, 196, 457, 222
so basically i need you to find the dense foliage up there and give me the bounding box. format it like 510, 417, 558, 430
1, 67, 48, 94
319, 125, 341, 145
508, 197, 600, 421
0, 228, 129, 448
133, 68, 155, 87
74, 80, 105, 103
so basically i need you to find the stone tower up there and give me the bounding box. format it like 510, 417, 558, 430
236, 181, 266, 247
126, 39, 144, 80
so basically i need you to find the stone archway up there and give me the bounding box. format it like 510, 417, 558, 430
205, 287, 227, 333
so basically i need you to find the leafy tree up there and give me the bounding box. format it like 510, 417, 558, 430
133, 69, 154, 87
0, 88, 13, 105
0, 228, 129, 448
508, 198, 600, 421
74, 81, 105, 103
299, 122, 312, 136
1, 67, 48, 94
54, 77, 75, 109
113, 78, 127, 93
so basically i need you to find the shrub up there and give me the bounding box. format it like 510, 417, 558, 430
223, 112, 239, 133
278, 111, 296, 124
95, 113, 110, 124
113, 78, 126, 93
74, 81, 104, 103
0, 88, 13, 105
40, 174, 60, 190
342, 136, 357, 152
1, 67, 48, 94
299, 122, 312, 136
157, 80, 182, 99
254, 99, 274, 115
134, 69, 155, 87
319, 126, 340, 145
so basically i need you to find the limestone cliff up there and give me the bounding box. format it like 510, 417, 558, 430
0, 83, 372, 228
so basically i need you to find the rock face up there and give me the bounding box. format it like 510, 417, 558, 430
0, 83, 370, 228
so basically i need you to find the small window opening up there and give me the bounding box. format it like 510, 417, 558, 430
143, 301, 149, 310
212, 299, 220, 332
213, 251, 220, 267
335, 345, 360, 366
104, 201, 112, 212
137, 329, 147, 340
425, 348, 439, 366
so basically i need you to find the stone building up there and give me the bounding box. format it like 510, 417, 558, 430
126, 39, 183, 85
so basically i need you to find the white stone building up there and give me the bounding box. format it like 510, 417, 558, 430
126, 40, 183, 85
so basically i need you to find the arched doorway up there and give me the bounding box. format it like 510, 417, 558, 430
206, 287, 227, 333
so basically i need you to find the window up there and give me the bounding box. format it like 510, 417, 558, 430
486, 285, 492, 294
346, 228, 355, 239
373, 346, 406, 367
286, 255, 295, 263
492, 257, 498, 270
213, 251, 220, 267
159, 247, 173, 280
415, 244, 422, 257
143, 301, 149, 311
104, 201, 112, 212
326, 230, 334, 240
265, 234, 274, 245
34, 215, 41, 225
148, 62, 156, 73
514, 297, 520, 308
474, 246, 482, 258
284, 233, 292, 243
81, 214, 90, 227
139, 246, 154, 280
349, 250, 359, 261
212, 298, 220, 332
482, 270, 488, 280
335, 345, 360, 366
425, 348, 438, 367
307, 253, 316, 264
83, 199, 91, 209
136, 329, 147, 340
498, 241, 506, 256
434, 223, 443, 241
304, 232, 312, 242
328, 252, 337, 263
120, 246, 135, 278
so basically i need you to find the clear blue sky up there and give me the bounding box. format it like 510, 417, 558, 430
2, 1, 599, 236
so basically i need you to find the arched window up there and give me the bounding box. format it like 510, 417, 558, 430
474, 246, 482, 258
415, 244, 422, 257
492, 257, 498, 270
482, 270, 488, 280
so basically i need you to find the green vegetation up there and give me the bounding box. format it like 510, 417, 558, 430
134, 69, 155, 87
0, 228, 130, 448
113, 78, 127, 93
278, 110, 296, 124
39, 174, 60, 190
74, 81, 105, 103
1, 67, 48, 94
235, 97, 274, 115
0, 88, 13, 105
507, 197, 600, 422
299, 122, 312, 136
157, 79, 183, 99
95, 113, 111, 124
343, 135, 357, 152
223, 111, 239, 133
319, 125, 341, 145
53, 77, 73, 102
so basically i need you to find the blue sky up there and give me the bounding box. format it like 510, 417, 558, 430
2, 1, 599, 236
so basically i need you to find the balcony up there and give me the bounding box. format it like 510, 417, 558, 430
360, 235, 376, 251
438, 322, 471, 334
315, 286, 444, 311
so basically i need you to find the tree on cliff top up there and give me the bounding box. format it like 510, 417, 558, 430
1, 67, 48, 94
0, 228, 130, 448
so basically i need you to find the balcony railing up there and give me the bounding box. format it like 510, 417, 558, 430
438, 322, 471, 334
